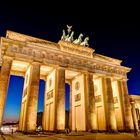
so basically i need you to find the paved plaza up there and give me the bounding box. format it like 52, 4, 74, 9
0, 133, 140, 140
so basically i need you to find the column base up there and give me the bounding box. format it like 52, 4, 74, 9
23, 130, 37, 135
88, 129, 98, 133
55, 129, 66, 134
41, 130, 56, 135
107, 129, 118, 133
125, 129, 135, 133
16, 130, 25, 134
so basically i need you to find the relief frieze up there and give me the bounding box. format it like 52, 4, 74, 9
46, 90, 53, 100
3, 40, 127, 77
62, 45, 91, 56
75, 93, 81, 102
95, 95, 102, 103
113, 97, 118, 104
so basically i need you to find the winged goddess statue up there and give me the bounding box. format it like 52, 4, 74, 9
67, 25, 72, 34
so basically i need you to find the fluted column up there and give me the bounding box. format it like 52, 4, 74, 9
0, 56, 12, 127
86, 73, 97, 131
69, 81, 72, 131
26, 62, 40, 132
56, 67, 65, 131
131, 101, 139, 131
113, 80, 125, 130
104, 77, 117, 132
121, 80, 134, 131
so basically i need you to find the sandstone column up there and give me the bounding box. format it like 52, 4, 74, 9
0, 56, 12, 127
42, 79, 47, 131
26, 62, 40, 132
56, 67, 65, 131
69, 81, 72, 131
114, 80, 125, 130
121, 80, 134, 131
86, 73, 97, 132
104, 77, 117, 132
131, 101, 139, 131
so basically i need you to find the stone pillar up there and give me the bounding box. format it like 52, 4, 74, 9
0, 56, 12, 127
26, 62, 40, 132
19, 101, 23, 131
113, 80, 125, 130
131, 102, 139, 131
121, 80, 134, 131
104, 77, 117, 132
69, 81, 72, 131
56, 67, 65, 131
42, 79, 47, 131
86, 73, 97, 132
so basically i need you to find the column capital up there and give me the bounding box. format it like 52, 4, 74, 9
120, 78, 128, 82
103, 76, 112, 80
105, 75, 116, 79
130, 102, 135, 107
86, 71, 95, 75
31, 61, 41, 66
2, 56, 13, 61
111, 77, 122, 82
93, 73, 105, 80
111, 77, 117, 82
56, 65, 66, 70
84, 72, 94, 77
130, 98, 135, 106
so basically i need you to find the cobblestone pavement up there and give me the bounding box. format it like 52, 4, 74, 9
0, 132, 140, 140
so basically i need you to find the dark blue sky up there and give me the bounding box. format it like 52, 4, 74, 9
4, 75, 70, 122
1, 2, 140, 121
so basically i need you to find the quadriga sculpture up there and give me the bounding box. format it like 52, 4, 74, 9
73, 33, 83, 45
65, 31, 74, 42
61, 30, 66, 40
80, 37, 89, 47
61, 25, 90, 47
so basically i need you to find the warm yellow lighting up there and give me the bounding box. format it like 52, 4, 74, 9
65, 70, 79, 79
40, 65, 53, 75
11, 61, 30, 72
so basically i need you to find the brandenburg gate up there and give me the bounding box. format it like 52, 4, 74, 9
0, 29, 136, 132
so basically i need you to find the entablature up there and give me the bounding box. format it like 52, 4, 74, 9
0, 33, 131, 79
93, 53, 122, 66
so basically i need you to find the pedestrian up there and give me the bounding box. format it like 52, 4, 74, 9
75, 128, 77, 133
134, 128, 138, 137
0, 130, 4, 137
65, 128, 69, 135
11, 129, 13, 134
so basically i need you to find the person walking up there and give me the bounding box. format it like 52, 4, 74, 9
134, 128, 138, 137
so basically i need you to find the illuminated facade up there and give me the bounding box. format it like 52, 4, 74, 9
0, 30, 139, 132
129, 95, 140, 131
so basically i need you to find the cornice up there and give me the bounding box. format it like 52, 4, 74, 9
0, 34, 131, 78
